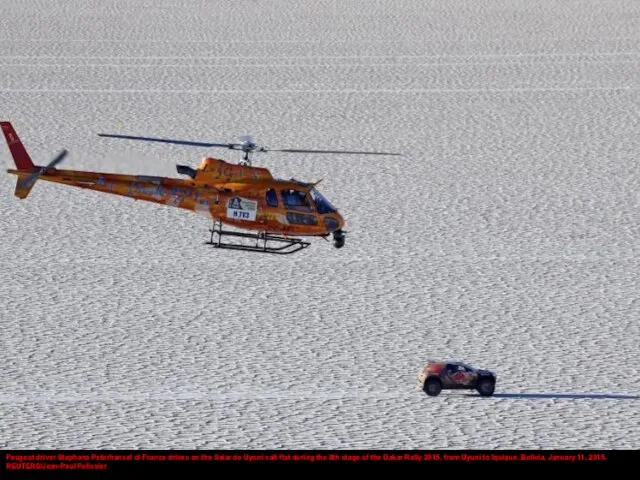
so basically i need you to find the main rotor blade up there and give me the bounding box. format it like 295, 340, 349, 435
265, 148, 404, 156
97, 133, 239, 149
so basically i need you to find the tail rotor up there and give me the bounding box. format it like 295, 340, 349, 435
14, 149, 68, 199
2, 121, 68, 199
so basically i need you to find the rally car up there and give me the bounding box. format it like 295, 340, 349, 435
417, 360, 497, 397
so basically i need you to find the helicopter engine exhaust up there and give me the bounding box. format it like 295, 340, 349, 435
176, 164, 197, 179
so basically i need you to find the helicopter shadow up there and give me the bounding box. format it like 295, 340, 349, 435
467, 392, 639, 400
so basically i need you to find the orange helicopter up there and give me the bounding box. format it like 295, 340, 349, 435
2, 122, 402, 254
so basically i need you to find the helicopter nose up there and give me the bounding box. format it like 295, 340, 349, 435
323, 212, 344, 233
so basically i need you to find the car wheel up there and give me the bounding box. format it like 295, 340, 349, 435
424, 378, 442, 396
476, 378, 495, 397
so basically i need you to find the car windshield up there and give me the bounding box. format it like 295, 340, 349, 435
448, 362, 474, 371
310, 187, 337, 214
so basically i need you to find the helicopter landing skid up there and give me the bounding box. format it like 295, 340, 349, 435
206, 221, 310, 255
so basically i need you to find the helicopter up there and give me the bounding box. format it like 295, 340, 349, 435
2, 121, 403, 254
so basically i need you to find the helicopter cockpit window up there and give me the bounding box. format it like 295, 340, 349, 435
281, 189, 313, 212
310, 188, 337, 214
266, 188, 278, 207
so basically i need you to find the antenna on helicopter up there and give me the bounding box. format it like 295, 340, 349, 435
97, 132, 404, 166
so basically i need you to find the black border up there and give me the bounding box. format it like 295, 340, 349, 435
1, 449, 635, 474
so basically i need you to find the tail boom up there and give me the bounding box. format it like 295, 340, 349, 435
7, 167, 205, 210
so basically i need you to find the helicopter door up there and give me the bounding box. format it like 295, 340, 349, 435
281, 189, 318, 225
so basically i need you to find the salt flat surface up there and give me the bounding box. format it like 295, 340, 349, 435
0, 0, 639, 449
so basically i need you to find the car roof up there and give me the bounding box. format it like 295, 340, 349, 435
426, 360, 476, 366
445, 360, 475, 368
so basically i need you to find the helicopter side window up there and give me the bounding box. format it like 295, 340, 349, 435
286, 212, 318, 225
281, 189, 312, 212
266, 188, 278, 207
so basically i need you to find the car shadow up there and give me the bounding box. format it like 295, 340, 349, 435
467, 392, 639, 400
